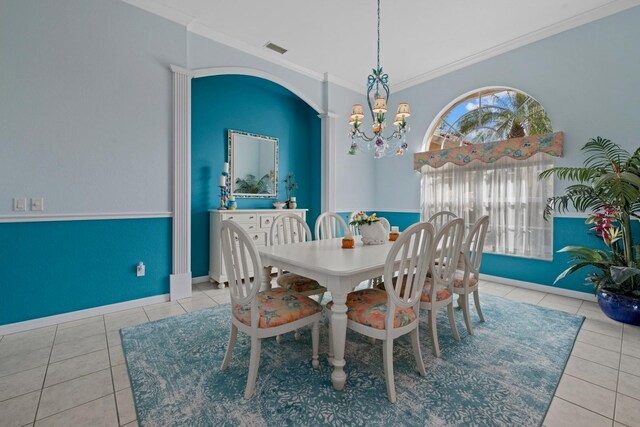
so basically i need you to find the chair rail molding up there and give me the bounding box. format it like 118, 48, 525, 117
170, 64, 194, 300
170, 65, 329, 295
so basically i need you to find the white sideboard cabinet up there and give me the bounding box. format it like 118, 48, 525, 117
209, 209, 308, 288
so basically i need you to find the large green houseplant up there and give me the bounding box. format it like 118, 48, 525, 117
539, 138, 640, 324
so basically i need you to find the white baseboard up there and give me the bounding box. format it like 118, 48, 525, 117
192, 275, 210, 284
0, 294, 170, 336
480, 273, 597, 302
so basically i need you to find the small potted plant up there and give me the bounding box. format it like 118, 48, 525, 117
283, 173, 298, 209
349, 212, 387, 245
540, 137, 640, 325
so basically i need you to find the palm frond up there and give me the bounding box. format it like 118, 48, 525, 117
538, 166, 603, 182
583, 137, 631, 170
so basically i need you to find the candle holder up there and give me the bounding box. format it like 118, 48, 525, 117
218, 172, 229, 210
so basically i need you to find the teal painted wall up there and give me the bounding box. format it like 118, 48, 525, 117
191, 75, 321, 278
0, 218, 172, 325
337, 212, 639, 294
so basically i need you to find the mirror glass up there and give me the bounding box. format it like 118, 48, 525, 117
228, 130, 278, 198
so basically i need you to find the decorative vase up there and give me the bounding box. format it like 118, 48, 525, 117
598, 289, 640, 326
288, 197, 297, 209
360, 222, 387, 245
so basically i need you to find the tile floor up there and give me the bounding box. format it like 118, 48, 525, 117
0, 280, 638, 427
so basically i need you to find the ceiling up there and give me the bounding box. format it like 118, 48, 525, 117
125, 0, 640, 92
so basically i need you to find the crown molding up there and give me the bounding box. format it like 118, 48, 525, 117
393, 0, 640, 92
323, 72, 363, 94
122, 0, 195, 26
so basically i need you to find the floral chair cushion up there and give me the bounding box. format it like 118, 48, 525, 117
233, 288, 321, 329
326, 288, 416, 330
376, 276, 452, 303
277, 272, 325, 294
453, 275, 478, 288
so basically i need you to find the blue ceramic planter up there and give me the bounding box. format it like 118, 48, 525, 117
598, 289, 640, 326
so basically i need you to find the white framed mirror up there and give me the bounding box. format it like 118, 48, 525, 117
228, 129, 278, 198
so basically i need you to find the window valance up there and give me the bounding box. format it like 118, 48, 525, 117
413, 131, 564, 171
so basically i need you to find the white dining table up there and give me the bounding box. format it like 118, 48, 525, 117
257, 237, 395, 391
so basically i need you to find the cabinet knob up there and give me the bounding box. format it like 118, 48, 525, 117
228, 216, 234, 220
249, 216, 255, 219
265, 219, 271, 224
253, 235, 258, 240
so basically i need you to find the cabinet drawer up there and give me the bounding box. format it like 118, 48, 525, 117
260, 215, 276, 229
223, 213, 258, 223
232, 231, 266, 246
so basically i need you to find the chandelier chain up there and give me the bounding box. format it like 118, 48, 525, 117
377, 0, 380, 72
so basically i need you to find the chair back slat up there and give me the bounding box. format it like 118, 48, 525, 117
270, 213, 312, 246
464, 216, 490, 274
383, 222, 435, 310
315, 212, 348, 240
427, 211, 457, 233
430, 218, 465, 289
348, 211, 361, 236
220, 220, 263, 306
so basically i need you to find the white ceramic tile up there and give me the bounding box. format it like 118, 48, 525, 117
582, 319, 624, 338
577, 307, 623, 325
571, 341, 621, 369
37, 369, 113, 420
44, 350, 110, 387
106, 330, 122, 349
34, 394, 118, 427
614, 393, 640, 427
0, 390, 40, 427
0, 346, 51, 378
618, 372, 640, 400
144, 303, 186, 321
115, 388, 136, 425
620, 354, 640, 376
0, 365, 46, 402
577, 330, 622, 352
503, 288, 546, 304
179, 297, 217, 313
540, 294, 583, 309
49, 333, 107, 363
108, 346, 124, 367
622, 339, 640, 359
624, 324, 640, 340
210, 293, 231, 305
54, 321, 105, 345
537, 300, 580, 315
56, 316, 103, 331
111, 364, 130, 392
121, 421, 138, 427
564, 356, 618, 391
555, 374, 616, 418
104, 310, 148, 332
580, 301, 601, 312
1, 326, 56, 343
0, 328, 55, 359
543, 397, 612, 427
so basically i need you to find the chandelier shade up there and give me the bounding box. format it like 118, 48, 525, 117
348, 0, 410, 158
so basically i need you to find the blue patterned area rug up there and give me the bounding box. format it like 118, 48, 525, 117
121, 294, 583, 427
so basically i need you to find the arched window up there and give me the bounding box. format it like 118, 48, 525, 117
420, 88, 558, 260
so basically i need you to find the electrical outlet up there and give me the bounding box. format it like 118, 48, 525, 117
13, 198, 26, 211
137, 262, 145, 277
30, 197, 44, 211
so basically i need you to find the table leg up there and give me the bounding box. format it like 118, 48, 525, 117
330, 290, 348, 390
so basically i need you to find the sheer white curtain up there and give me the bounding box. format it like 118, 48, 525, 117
421, 153, 554, 259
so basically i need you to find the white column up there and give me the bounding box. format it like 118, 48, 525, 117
170, 65, 193, 300
320, 112, 338, 213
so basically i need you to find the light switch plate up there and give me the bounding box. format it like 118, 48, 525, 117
30, 197, 44, 211
13, 198, 27, 211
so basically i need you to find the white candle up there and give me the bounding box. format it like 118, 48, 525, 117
344, 230, 353, 239
223, 162, 229, 173
391, 226, 399, 233
290, 196, 296, 201
228, 195, 235, 201
219, 175, 226, 187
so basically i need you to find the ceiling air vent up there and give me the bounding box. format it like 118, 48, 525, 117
264, 42, 287, 55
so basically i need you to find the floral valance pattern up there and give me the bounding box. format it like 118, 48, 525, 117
413, 131, 564, 171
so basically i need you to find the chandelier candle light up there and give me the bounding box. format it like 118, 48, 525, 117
349, 0, 410, 158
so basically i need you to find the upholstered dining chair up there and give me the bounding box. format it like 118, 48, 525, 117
327, 222, 435, 403
427, 211, 457, 233
452, 215, 489, 335
315, 212, 349, 240
419, 218, 465, 357
219, 220, 321, 399
270, 213, 327, 300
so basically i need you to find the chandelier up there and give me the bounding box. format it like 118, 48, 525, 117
348, 0, 410, 158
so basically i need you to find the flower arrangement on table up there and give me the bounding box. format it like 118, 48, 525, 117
350, 212, 386, 245
349, 211, 380, 227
